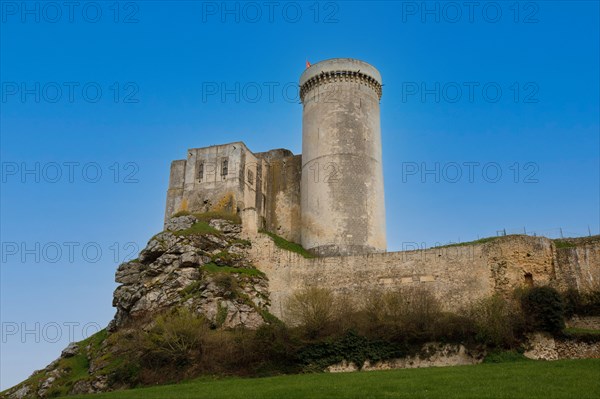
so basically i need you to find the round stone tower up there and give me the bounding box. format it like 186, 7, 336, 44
299, 58, 386, 256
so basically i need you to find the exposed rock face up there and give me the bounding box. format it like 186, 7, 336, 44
524, 333, 600, 361
110, 218, 269, 331
524, 333, 560, 360
3, 217, 270, 399
326, 343, 485, 373
6, 387, 28, 399
60, 343, 79, 358
163, 215, 198, 231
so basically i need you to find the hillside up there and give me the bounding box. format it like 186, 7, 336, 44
2, 214, 275, 399
2, 214, 599, 399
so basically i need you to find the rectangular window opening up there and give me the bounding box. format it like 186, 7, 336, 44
221, 159, 228, 178
197, 162, 204, 182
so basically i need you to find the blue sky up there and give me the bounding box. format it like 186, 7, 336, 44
1, 0, 598, 390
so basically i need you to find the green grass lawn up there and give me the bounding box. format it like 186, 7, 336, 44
66, 359, 600, 399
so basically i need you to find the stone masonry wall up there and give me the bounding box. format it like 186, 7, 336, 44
553, 238, 600, 292
262, 153, 302, 244
165, 144, 303, 244
245, 234, 600, 319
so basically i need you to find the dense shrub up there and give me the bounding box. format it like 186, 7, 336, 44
107, 309, 210, 386
285, 287, 338, 338
138, 308, 209, 367
297, 330, 408, 371
520, 286, 565, 334
362, 287, 442, 341
562, 288, 600, 317
469, 295, 524, 348
431, 312, 477, 343
562, 288, 581, 318
212, 273, 239, 299
250, 323, 301, 373
399, 287, 442, 336
361, 289, 397, 337
200, 329, 257, 374
586, 290, 600, 315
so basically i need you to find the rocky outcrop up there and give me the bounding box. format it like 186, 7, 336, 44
2, 338, 105, 399
163, 214, 197, 231
3, 217, 271, 399
110, 217, 268, 331
326, 343, 485, 373
524, 333, 600, 360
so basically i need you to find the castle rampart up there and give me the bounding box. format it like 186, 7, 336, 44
246, 234, 600, 319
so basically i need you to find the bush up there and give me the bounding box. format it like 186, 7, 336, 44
520, 286, 565, 334
297, 330, 407, 371
431, 312, 477, 343
469, 295, 524, 348
285, 287, 338, 338
362, 287, 442, 341
251, 323, 301, 374
139, 308, 209, 367
562, 288, 600, 317
400, 287, 441, 335
585, 289, 600, 315
200, 329, 255, 374
562, 288, 581, 318
108, 357, 142, 387
212, 273, 239, 299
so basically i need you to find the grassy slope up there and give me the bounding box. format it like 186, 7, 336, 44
66, 359, 600, 399
259, 230, 314, 258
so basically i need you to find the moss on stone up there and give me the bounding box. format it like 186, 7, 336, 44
202, 262, 265, 278
554, 240, 577, 249
194, 211, 242, 225
260, 230, 314, 258
174, 221, 221, 236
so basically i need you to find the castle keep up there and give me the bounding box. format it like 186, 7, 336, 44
165, 58, 386, 256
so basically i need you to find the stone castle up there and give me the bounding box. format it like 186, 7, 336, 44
165, 58, 386, 256
163, 58, 600, 311
5, 59, 599, 399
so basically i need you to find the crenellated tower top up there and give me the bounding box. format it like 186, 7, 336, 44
299, 58, 382, 103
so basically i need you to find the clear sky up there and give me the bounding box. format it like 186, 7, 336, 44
1, 0, 598, 390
